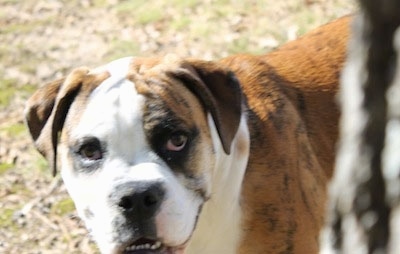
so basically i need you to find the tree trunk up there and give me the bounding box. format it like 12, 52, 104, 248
321, 0, 400, 253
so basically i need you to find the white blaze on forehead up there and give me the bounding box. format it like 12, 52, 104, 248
62, 55, 148, 213
71, 56, 148, 163
60, 56, 161, 248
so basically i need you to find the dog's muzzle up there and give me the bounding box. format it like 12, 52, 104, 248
111, 181, 165, 225
108, 181, 166, 252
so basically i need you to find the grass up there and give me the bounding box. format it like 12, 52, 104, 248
170, 16, 191, 30
169, 0, 198, 9
115, 0, 198, 26
1, 21, 41, 34
0, 79, 18, 107
9, 182, 30, 196
109, 0, 337, 56
104, 40, 141, 62
0, 163, 14, 175
91, 0, 109, 7
0, 79, 36, 107
34, 155, 50, 174
228, 37, 252, 55
1, 123, 27, 136
137, 8, 164, 25
115, 0, 166, 25
0, 208, 17, 230
0, 0, 20, 4
51, 198, 76, 216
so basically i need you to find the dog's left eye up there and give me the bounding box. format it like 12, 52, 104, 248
78, 139, 103, 161
165, 133, 188, 152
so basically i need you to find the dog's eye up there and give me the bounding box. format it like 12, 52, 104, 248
165, 133, 188, 152
79, 142, 103, 161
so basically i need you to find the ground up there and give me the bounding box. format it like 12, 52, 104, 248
0, 0, 355, 253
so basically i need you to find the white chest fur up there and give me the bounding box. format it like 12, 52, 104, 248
186, 114, 250, 253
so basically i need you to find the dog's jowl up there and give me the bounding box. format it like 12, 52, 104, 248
26, 16, 351, 254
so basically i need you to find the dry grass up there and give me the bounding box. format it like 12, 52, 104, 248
0, 0, 356, 253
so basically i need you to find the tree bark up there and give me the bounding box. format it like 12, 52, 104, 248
321, 0, 400, 253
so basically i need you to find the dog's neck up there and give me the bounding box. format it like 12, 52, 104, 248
186, 113, 250, 253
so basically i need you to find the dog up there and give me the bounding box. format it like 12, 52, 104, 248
25, 16, 351, 254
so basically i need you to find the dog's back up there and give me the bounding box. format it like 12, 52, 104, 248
220, 15, 351, 253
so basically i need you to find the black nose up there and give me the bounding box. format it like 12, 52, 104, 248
112, 182, 165, 221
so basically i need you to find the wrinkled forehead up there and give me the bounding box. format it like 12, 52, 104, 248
66, 56, 205, 139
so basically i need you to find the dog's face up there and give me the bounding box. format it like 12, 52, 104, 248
25, 56, 243, 253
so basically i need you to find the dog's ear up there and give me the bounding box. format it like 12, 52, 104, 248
25, 67, 107, 176
167, 60, 243, 154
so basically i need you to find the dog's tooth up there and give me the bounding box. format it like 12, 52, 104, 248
125, 241, 163, 251
152, 241, 162, 249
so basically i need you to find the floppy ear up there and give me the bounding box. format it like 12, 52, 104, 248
167, 60, 243, 154
25, 67, 107, 176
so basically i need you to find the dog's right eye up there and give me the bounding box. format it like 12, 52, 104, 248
165, 132, 188, 152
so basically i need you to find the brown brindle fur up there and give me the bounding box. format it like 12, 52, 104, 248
216, 16, 351, 253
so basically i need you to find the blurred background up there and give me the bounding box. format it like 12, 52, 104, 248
0, 0, 355, 253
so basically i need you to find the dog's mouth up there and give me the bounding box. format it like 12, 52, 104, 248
122, 238, 185, 254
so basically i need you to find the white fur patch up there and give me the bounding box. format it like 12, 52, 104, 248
185, 113, 250, 253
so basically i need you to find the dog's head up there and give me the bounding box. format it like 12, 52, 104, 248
25, 56, 243, 253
